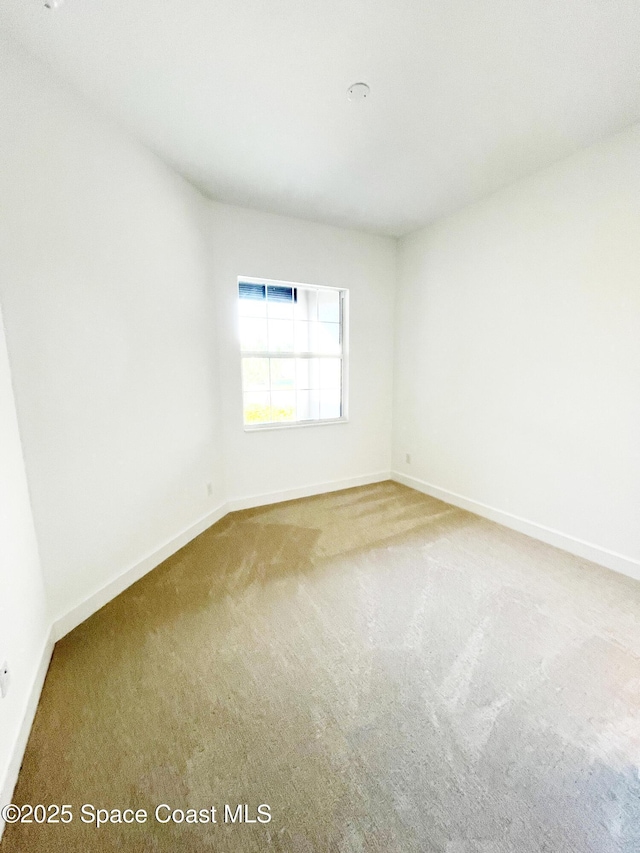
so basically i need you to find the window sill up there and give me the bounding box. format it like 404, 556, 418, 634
243, 417, 348, 433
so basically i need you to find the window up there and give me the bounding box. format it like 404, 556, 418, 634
238, 277, 348, 428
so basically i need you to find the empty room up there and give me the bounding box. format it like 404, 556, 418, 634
1, 1, 639, 850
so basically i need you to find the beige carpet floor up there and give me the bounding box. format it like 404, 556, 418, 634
3, 481, 640, 852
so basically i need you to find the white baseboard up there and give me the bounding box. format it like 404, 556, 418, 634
4, 470, 637, 844
392, 471, 640, 583
53, 502, 228, 641
0, 629, 55, 843
53, 472, 392, 641
0, 470, 389, 834
227, 471, 391, 512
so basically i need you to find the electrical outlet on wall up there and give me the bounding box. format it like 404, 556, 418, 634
0, 662, 9, 699
206, 481, 213, 497
405, 453, 411, 464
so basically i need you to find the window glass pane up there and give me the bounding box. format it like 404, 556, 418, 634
294, 321, 307, 352
240, 317, 268, 352
297, 391, 320, 421
320, 358, 341, 390
239, 279, 345, 427
239, 282, 266, 300
267, 285, 294, 302
242, 358, 269, 391
317, 322, 340, 354
295, 358, 319, 390
318, 290, 340, 322
267, 290, 294, 319
244, 392, 271, 425
319, 390, 341, 420
294, 321, 320, 353
268, 319, 294, 352
294, 288, 317, 321
270, 358, 295, 389
239, 297, 266, 318
270, 391, 296, 422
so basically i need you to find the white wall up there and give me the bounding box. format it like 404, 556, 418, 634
0, 38, 397, 637
394, 124, 640, 573
0, 305, 50, 832
0, 39, 225, 625
207, 201, 396, 503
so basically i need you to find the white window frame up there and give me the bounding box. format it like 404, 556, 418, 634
238, 276, 349, 431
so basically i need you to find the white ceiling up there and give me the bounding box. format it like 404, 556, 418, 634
2, 0, 640, 236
